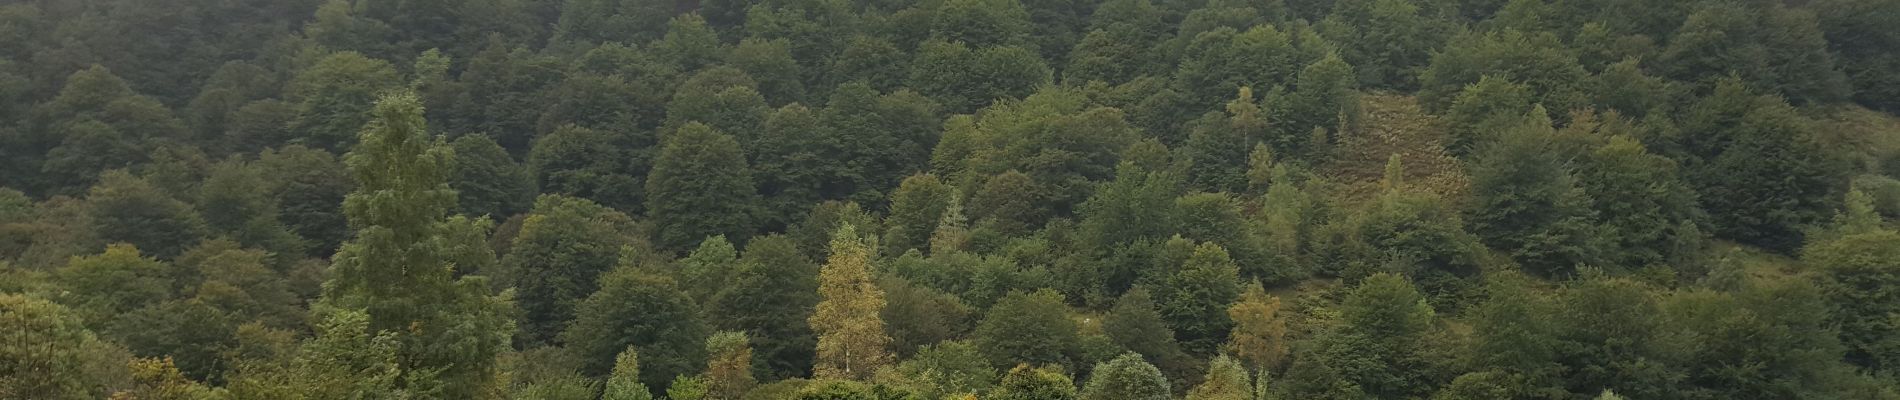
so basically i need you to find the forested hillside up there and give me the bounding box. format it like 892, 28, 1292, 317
4, 0, 1900, 398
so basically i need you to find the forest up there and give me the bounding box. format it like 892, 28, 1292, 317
2, 0, 1900, 398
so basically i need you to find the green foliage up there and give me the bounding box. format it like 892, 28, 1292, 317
1102, 288, 1188, 373
931, 0, 1032, 48
881, 276, 974, 358
604, 346, 654, 400
1816, 0, 1900, 112
892, 340, 996, 399
256, 145, 352, 257
1154, 241, 1241, 354
1183, 88, 1264, 193
565, 264, 707, 394
936, 87, 1136, 216
224, 310, 409, 399
318, 93, 514, 398
502, 195, 636, 346
885, 173, 954, 255
53, 244, 175, 325
1185, 355, 1251, 400
704, 331, 756, 399
988, 364, 1077, 400
1568, 121, 1706, 271
9, 1, 1900, 398
1172, 26, 1304, 110
1307, 273, 1438, 399
811, 224, 894, 381
529, 125, 646, 214
449, 135, 534, 219
706, 234, 820, 379
1464, 109, 1605, 277
1806, 226, 1900, 375
1416, 30, 1587, 117
0, 293, 129, 399
1669, 80, 1848, 253
654, 14, 724, 72
84, 170, 208, 260
1659, 3, 1848, 105
668, 374, 710, 400
646, 122, 757, 252
1318, 0, 1451, 89
909, 41, 1052, 113
974, 289, 1080, 369
286, 52, 401, 152
1078, 353, 1169, 400
25, 66, 187, 196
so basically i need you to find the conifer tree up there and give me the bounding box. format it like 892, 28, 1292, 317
810, 224, 893, 381
316, 92, 513, 398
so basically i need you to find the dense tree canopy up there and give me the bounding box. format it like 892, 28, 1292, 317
3, 0, 1900, 398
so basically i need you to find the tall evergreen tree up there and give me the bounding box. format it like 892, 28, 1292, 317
316, 92, 514, 398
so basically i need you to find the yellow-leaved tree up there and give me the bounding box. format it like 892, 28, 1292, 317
810, 224, 892, 380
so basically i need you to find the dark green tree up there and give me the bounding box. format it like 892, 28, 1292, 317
448, 135, 534, 220
256, 145, 353, 257
1102, 288, 1189, 378
1154, 241, 1241, 354
501, 194, 636, 346
909, 41, 1052, 113
1805, 209, 1900, 375
1658, 4, 1848, 105
85, 171, 209, 260
285, 52, 401, 152
528, 125, 646, 214
1415, 29, 1587, 116
1313, 273, 1437, 399
563, 263, 708, 394
974, 289, 1080, 369
1567, 120, 1706, 271
705, 235, 820, 380
1317, 0, 1450, 89
1183, 88, 1266, 193
1669, 80, 1848, 253
645, 122, 757, 252
1464, 108, 1605, 277
930, 0, 1032, 48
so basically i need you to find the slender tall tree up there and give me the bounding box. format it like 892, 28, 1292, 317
316, 92, 514, 398
809, 224, 893, 381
